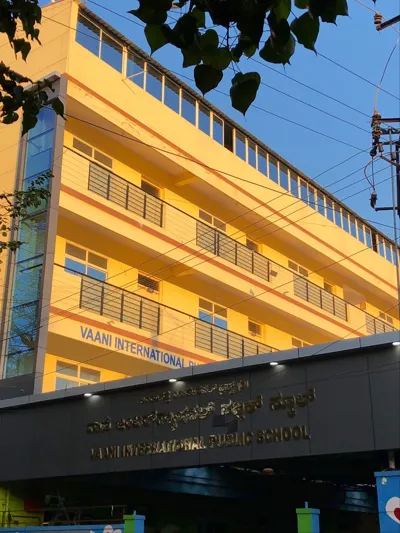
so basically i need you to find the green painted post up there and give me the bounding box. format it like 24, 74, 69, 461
296, 507, 320, 533
124, 513, 145, 533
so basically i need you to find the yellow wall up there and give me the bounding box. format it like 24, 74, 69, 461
0, 486, 43, 527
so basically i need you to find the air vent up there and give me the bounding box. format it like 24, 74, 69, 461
138, 274, 159, 292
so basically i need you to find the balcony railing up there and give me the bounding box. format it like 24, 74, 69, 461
79, 275, 275, 358
62, 148, 398, 336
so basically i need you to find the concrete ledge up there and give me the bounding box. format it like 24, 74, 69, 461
192, 357, 243, 376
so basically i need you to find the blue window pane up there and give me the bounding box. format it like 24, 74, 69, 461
56, 377, 77, 390
127, 52, 144, 87
182, 91, 196, 124
358, 223, 365, 244
258, 150, 267, 175
87, 267, 106, 281
25, 131, 54, 178
342, 212, 350, 233
385, 242, 392, 262
248, 142, 256, 168
199, 311, 212, 323
308, 188, 316, 209
199, 104, 210, 135
326, 199, 334, 222
213, 116, 223, 145
290, 175, 299, 197
76, 14, 100, 56
165, 79, 179, 113
146, 65, 162, 100
101, 33, 122, 71
12, 259, 43, 306
269, 157, 278, 183
378, 238, 385, 257
235, 132, 246, 161
280, 165, 288, 190
214, 317, 227, 329
301, 180, 308, 203
65, 258, 86, 276
349, 217, 356, 238
365, 228, 372, 248
16, 212, 47, 263
334, 205, 342, 228
28, 107, 55, 139
317, 193, 325, 216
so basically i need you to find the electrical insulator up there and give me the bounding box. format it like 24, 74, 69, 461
370, 191, 378, 209
374, 12, 383, 27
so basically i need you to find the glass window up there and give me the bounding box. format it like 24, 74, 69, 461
269, 156, 278, 183
73, 138, 92, 157
378, 237, 385, 257
214, 317, 227, 329
17, 212, 47, 263
214, 305, 227, 317
300, 180, 308, 204
279, 164, 288, 190
365, 228, 372, 248
199, 310, 212, 323
334, 205, 342, 228
342, 211, 350, 233
56, 377, 77, 390
165, 79, 180, 113
224, 124, 233, 152
56, 361, 78, 377
326, 199, 334, 222
350, 216, 357, 238
76, 14, 100, 56
199, 210, 212, 224
213, 115, 223, 145
258, 150, 267, 175
199, 298, 213, 312
25, 130, 54, 178
308, 187, 316, 209
385, 241, 392, 262
199, 104, 210, 135
87, 267, 106, 281
317, 192, 325, 216
127, 52, 144, 87
12, 258, 43, 306
290, 175, 299, 197
357, 223, 365, 244
80, 367, 101, 382
65, 258, 86, 276
392, 246, 398, 265
235, 131, 246, 162
101, 33, 122, 71
146, 65, 162, 100
66, 243, 86, 261
248, 141, 256, 168
94, 151, 112, 168
181, 91, 196, 124
88, 252, 107, 269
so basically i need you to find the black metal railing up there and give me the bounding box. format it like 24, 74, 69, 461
366, 315, 395, 335
293, 276, 348, 321
88, 162, 163, 226
196, 220, 269, 281
78, 275, 276, 358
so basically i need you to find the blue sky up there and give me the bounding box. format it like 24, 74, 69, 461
49, 0, 400, 239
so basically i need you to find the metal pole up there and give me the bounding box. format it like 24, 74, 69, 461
389, 129, 400, 327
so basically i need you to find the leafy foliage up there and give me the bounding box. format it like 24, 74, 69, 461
0, 0, 64, 134
0, 172, 52, 260
133, 0, 349, 114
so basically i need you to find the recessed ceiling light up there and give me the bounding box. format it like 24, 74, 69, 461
270, 362, 278, 366
169, 378, 177, 383
84, 392, 92, 397
393, 341, 400, 346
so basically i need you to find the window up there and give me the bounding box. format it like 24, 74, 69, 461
350, 216, 357, 238
290, 174, 299, 197
76, 14, 100, 56
73, 137, 113, 169
300, 180, 308, 204
326, 199, 334, 222
127, 51, 145, 87
269, 157, 278, 184
365, 228, 372, 248
141, 179, 160, 198
248, 320, 261, 337
64, 243, 107, 281
199, 298, 227, 329
146, 65, 163, 100
235, 131, 246, 161
199, 104, 210, 135
279, 164, 288, 190
317, 192, 325, 216
357, 222, 365, 244
334, 205, 342, 228
138, 273, 160, 292
246, 239, 258, 252
288, 260, 308, 277
199, 209, 226, 232
379, 311, 394, 325
213, 115, 224, 145
101, 33, 123, 71
324, 282, 333, 293
385, 241, 392, 262
165, 79, 180, 113
224, 123, 233, 152
308, 187, 316, 209
292, 337, 310, 348
248, 141, 256, 168
258, 150, 267, 175
55, 360, 101, 390
181, 91, 196, 124
342, 211, 350, 233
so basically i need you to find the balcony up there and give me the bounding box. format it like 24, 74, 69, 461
60, 148, 396, 339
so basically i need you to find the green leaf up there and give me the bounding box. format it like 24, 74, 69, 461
200, 29, 219, 49
259, 35, 296, 64
274, 0, 291, 21
13, 39, 31, 61
294, 0, 309, 7
243, 43, 257, 58
51, 98, 65, 118
336, 0, 349, 16
230, 72, 261, 115
182, 45, 202, 67
190, 7, 206, 28
194, 64, 223, 94
145, 24, 168, 53
202, 46, 232, 70
173, 13, 199, 46
21, 113, 38, 136
309, 0, 347, 23
290, 12, 319, 51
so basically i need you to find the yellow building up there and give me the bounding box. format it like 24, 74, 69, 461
0, 0, 398, 395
